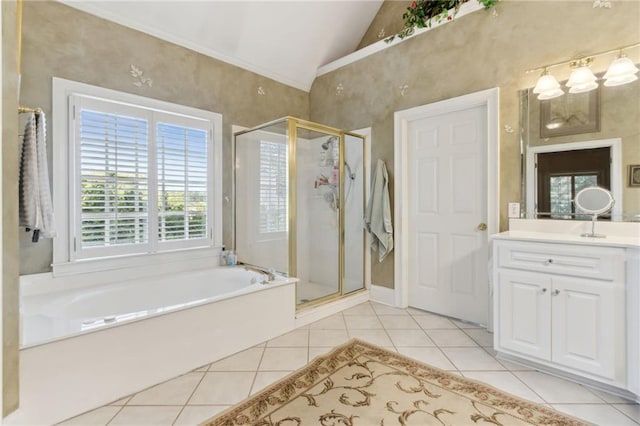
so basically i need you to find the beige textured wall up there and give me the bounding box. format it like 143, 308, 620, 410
310, 1, 640, 288
3, 0, 20, 415
18, 0, 309, 275
357, 0, 411, 49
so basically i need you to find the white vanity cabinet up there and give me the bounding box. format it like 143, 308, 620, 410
493, 234, 637, 399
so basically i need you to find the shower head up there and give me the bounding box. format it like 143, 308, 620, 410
321, 136, 337, 150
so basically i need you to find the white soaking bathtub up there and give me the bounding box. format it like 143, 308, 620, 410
21, 266, 290, 347
9, 266, 297, 426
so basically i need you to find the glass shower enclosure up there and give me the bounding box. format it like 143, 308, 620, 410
234, 117, 366, 308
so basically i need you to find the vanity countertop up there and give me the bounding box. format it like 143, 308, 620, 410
493, 230, 640, 248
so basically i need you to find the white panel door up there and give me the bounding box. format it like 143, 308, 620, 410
551, 277, 620, 379
497, 271, 552, 360
407, 105, 489, 324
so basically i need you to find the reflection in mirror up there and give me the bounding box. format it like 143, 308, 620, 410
520, 70, 639, 221
527, 141, 617, 220
574, 186, 615, 238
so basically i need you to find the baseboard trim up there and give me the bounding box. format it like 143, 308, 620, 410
369, 284, 395, 306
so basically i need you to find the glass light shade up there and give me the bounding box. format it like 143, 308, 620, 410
533, 73, 561, 94
568, 81, 599, 94
567, 66, 597, 88
603, 56, 639, 80
604, 73, 638, 87
604, 56, 639, 87
537, 88, 564, 100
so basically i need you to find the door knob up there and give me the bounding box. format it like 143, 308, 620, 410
477, 223, 487, 231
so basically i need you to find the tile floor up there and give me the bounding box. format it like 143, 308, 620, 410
60, 302, 640, 426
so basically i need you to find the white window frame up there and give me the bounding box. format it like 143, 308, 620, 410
53, 78, 222, 276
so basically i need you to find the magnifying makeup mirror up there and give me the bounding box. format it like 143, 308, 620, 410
574, 186, 615, 238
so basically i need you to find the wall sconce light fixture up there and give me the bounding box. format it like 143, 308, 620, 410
533, 68, 564, 100
603, 51, 639, 86
566, 58, 598, 94
527, 42, 639, 100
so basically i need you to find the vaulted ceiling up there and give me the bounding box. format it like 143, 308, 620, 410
61, 1, 385, 92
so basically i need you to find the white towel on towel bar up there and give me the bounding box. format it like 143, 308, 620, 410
19, 111, 55, 239
364, 159, 393, 262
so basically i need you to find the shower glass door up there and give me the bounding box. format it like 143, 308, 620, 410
234, 118, 367, 310
343, 133, 366, 294
235, 121, 289, 274
294, 127, 341, 305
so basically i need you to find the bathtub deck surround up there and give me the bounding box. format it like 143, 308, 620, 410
58, 302, 640, 426
8, 267, 297, 426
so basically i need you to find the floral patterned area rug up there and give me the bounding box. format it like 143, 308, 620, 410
202, 339, 590, 426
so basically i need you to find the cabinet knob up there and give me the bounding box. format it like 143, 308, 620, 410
477, 223, 487, 231
552, 289, 560, 296
541, 288, 547, 293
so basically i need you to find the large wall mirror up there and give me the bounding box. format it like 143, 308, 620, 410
519, 72, 639, 222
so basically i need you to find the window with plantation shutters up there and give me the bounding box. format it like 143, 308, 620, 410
259, 140, 287, 234
79, 109, 150, 250
69, 94, 215, 260
157, 122, 208, 244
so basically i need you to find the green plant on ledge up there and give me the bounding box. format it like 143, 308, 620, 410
386, 0, 498, 43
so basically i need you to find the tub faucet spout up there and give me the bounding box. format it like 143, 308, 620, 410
242, 264, 276, 282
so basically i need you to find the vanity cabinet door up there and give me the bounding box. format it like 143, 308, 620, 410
498, 271, 551, 360
551, 277, 623, 380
